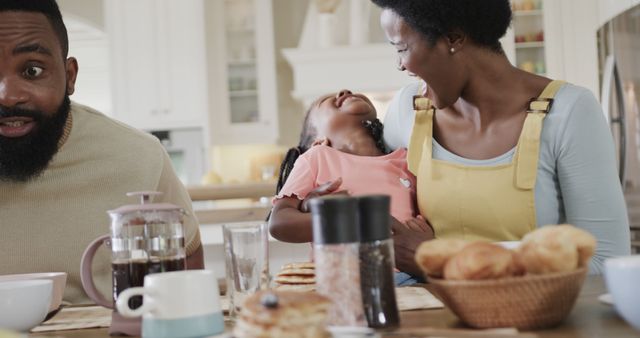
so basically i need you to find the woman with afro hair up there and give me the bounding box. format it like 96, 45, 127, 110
372, 0, 630, 278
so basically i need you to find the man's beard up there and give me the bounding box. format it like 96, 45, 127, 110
0, 96, 71, 182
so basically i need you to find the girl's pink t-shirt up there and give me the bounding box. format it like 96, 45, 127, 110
275, 145, 416, 222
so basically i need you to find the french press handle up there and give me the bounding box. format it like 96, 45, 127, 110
80, 234, 113, 309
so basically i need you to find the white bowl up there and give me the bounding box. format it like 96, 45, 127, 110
605, 255, 640, 331
0, 280, 53, 332
0, 273, 66, 312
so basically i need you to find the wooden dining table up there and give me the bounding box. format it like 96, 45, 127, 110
28, 276, 638, 338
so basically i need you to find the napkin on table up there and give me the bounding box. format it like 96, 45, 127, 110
396, 286, 444, 311
30, 305, 111, 333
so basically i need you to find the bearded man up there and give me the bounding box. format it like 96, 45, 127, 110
0, 0, 203, 303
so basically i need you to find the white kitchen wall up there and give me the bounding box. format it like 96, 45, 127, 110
55, 0, 636, 132
554, 0, 600, 96
57, 0, 111, 116
549, 0, 640, 98
58, 0, 104, 29
272, 0, 309, 146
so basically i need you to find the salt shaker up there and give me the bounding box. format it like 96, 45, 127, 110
358, 195, 400, 328
310, 196, 366, 327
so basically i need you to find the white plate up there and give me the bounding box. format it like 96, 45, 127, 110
598, 293, 614, 306
497, 241, 521, 250
327, 326, 379, 338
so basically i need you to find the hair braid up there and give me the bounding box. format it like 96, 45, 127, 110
274, 106, 317, 196
363, 118, 387, 154
276, 147, 301, 195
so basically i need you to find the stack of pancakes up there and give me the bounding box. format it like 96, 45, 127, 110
274, 262, 316, 292
233, 290, 331, 338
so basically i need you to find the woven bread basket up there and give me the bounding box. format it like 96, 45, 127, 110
427, 268, 587, 330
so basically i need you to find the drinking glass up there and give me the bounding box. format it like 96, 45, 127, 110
222, 221, 269, 319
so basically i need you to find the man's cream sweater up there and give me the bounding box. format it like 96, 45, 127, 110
0, 102, 201, 304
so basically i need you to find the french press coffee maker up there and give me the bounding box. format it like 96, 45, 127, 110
81, 191, 187, 336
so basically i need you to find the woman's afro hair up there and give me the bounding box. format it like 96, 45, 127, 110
371, 0, 512, 53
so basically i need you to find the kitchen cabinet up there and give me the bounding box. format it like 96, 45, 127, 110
506, 0, 565, 79
205, 0, 279, 144
504, 0, 599, 94
511, 0, 546, 75
105, 0, 209, 131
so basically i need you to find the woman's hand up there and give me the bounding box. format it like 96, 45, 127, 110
391, 215, 434, 277
299, 178, 349, 213
403, 215, 432, 233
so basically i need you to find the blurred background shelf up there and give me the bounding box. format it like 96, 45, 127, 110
516, 41, 545, 48
229, 90, 258, 98
514, 9, 543, 16
188, 182, 273, 228
226, 28, 255, 35
228, 60, 256, 66
188, 182, 275, 201
510, 0, 547, 75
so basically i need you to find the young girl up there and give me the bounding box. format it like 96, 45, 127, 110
269, 89, 427, 247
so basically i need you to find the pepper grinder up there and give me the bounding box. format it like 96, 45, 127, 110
358, 195, 400, 328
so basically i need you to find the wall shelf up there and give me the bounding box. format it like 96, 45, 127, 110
229, 90, 258, 98
228, 60, 256, 66
516, 41, 545, 48
514, 9, 543, 16
511, 0, 546, 75
226, 28, 255, 35
282, 43, 416, 106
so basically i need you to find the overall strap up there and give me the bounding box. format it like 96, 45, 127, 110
514, 80, 566, 189
408, 96, 435, 175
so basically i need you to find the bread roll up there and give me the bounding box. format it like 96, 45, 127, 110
516, 224, 596, 274
509, 250, 527, 277
443, 242, 519, 280
414, 238, 470, 277
557, 224, 596, 267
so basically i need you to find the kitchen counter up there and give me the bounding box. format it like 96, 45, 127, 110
190, 181, 309, 280
188, 182, 274, 226
187, 182, 275, 201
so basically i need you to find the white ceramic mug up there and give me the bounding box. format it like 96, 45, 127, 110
115, 270, 223, 338
604, 255, 640, 331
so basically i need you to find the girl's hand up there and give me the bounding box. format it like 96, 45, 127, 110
299, 178, 349, 213
311, 138, 331, 147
